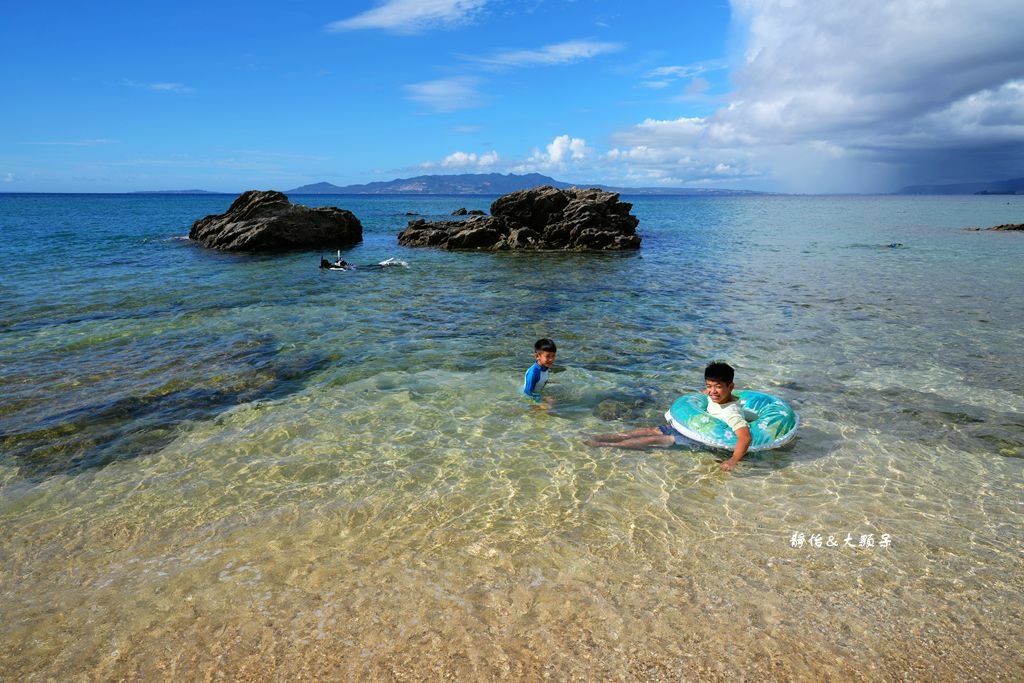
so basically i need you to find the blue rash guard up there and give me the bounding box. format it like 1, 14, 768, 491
522, 361, 550, 401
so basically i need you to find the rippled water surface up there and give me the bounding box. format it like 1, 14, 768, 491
1, 192, 1022, 680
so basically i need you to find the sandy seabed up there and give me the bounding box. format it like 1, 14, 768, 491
5, 494, 1021, 683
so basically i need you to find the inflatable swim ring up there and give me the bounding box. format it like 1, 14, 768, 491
664, 390, 799, 452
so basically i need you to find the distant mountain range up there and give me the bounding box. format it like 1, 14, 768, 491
132, 189, 228, 195
134, 173, 1024, 197
897, 177, 1024, 195
287, 173, 762, 196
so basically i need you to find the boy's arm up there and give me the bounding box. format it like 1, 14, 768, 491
720, 426, 752, 471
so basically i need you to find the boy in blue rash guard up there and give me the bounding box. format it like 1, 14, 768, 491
522, 338, 556, 406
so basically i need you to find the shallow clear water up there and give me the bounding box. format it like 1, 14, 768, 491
1, 192, 1022, 679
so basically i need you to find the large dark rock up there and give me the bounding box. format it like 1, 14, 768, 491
189, 190, 362, 251
397, 186, 641, 250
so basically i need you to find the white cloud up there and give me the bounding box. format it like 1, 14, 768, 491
649, 66, 704, 79
471, 40, 623, 68
123, 79, 194, 94
606, 146, 687, 164
328, 0, 487, 33
603, 143, 762, 186
511, 135, 591, 174
404, 39, 619, 125
537, 135, 589, 165
641, 61, 724, 90
404, 77, 483, 112
4, 173, 14, 183
440, 150, 500, 168
613, 117, 706, 146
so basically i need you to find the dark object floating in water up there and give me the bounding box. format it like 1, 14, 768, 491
320, 256, 350, 271
319, 252, 408, 271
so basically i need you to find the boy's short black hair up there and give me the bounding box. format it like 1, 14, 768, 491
704, 361, 734, 384
535, 338, 557, 353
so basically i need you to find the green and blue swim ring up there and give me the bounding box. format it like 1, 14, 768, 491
665, 390, 799, 452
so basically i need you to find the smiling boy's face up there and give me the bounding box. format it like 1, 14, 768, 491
535, 350, 556, 369
704, 379, 734, 404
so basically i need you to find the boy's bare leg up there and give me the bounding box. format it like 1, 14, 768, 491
589, 427, 662, 442
586, 427, 674, 449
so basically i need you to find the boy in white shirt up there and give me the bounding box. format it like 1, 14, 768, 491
586, 361, 753, 471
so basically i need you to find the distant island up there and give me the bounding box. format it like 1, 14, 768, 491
132, 189, 231, 195
897, 177, 1024, 195
287, 173, 763, 196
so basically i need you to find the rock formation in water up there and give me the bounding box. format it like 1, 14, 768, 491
189, 190, 363, 251
964, 222, 1024, 232
398, 186, 641, 251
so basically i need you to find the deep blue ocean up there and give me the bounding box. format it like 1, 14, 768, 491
1, 192, 1021, 679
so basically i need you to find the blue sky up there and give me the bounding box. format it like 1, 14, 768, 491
2, 0, 1022, 193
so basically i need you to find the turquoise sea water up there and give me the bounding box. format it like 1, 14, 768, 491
1, 192, 1022, 679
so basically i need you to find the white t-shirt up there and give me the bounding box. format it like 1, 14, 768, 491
707, 398, 749, 433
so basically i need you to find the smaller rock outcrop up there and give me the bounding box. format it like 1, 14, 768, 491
189, 190, 362, 251
965, 223, 1024, 232
398, 186, 641, 251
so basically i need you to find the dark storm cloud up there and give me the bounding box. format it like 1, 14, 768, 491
611, 0, 1024, 192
